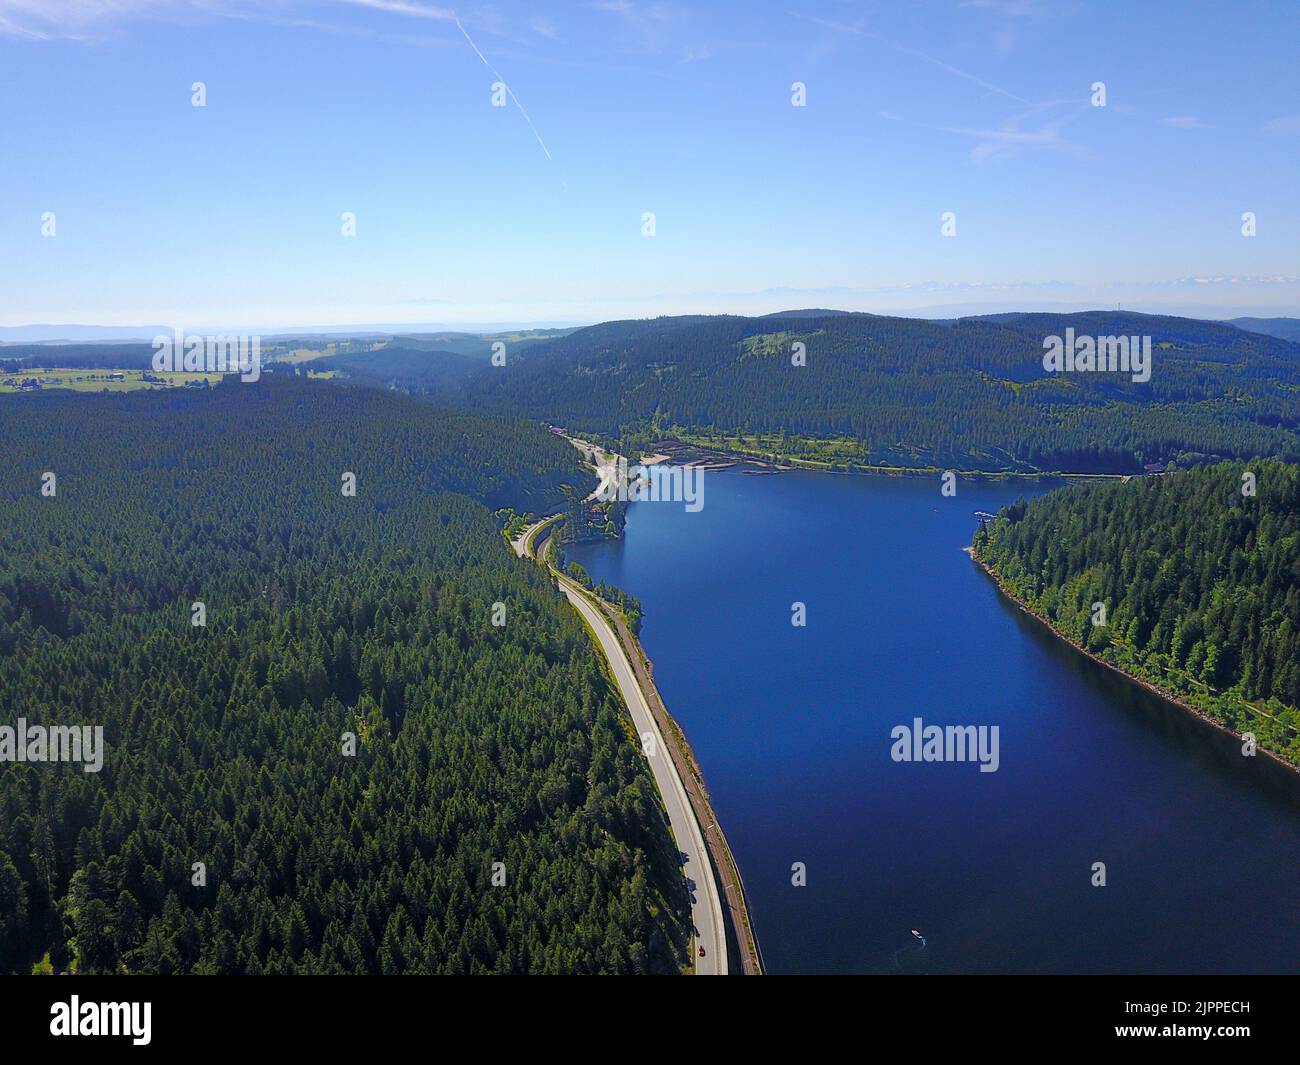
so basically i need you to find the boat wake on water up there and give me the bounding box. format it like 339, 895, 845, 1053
891, 929, 928, 972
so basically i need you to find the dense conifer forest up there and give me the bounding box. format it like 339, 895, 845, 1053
974, 462, 1300, 764
4, 310, 1297, 973
11, 310, 1299, 477
0, 379, 690, 973
451, 311, 1300, 473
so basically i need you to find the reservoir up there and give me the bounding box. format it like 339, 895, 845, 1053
566, 468, 1300, 974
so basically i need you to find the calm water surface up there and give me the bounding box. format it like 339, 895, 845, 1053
567, 468, 1300, 974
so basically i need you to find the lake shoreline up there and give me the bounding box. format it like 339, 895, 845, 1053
569, 455, 1300, 972
965, 546, 1300, 775
649, 436, 1127, 483
518, 465, 766, 974
585, 584, 767, 975
624, 437, 1297, 776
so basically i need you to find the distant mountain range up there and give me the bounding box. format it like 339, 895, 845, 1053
6, 310, 1298, 476
0, 323, 583, 344
444, 309, 1300, 474
0, 325, 174, 344
1226, 317, 1300, 343
4, 312, 1297, 345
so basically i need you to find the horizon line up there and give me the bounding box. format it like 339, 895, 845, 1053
1, 304, 1295, 343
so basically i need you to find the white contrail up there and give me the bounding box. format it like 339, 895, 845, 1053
341, 1, 554, 163
453, 16, 553, 162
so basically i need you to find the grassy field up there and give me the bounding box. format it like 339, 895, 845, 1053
270, 340, 388, 364
273, 347, 335, 364
671, 428, 872, 465
0, 367, 225, 393
667, 427, 1124, 480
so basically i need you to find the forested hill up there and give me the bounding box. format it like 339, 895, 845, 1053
307, 346, 481, 394
453, 310, 1300, 474
973, 461, 1300, 764
1229, 317, 1300, 343
0, 343, 156, 372
0, 378, 691, 973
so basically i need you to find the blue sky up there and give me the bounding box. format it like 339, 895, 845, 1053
2, 0, 1298, 329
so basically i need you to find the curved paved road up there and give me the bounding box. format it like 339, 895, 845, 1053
555, 573, 727, 974
510, 516, 555, 560
511, 514, 727, 973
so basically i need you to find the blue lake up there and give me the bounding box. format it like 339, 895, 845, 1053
566, 468, 1300, 974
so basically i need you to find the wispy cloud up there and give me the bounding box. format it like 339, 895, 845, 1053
793, 11, 1031, 105
330, 2, 556, 164
1162, 115, 1208, 130
0, 0, 202, 40
958, 0, 1073, 55
0, 1, 529, 42
933, 98, 1088, 163
529, 14, 558, 40
0, 0, 455, 41
793, 9, 1093, 163
449, 15, 553, 162
589, 0, 673, 54
340, 0, 455, 19
1263, 114, 1300, 135
891, 37, 1031, 105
